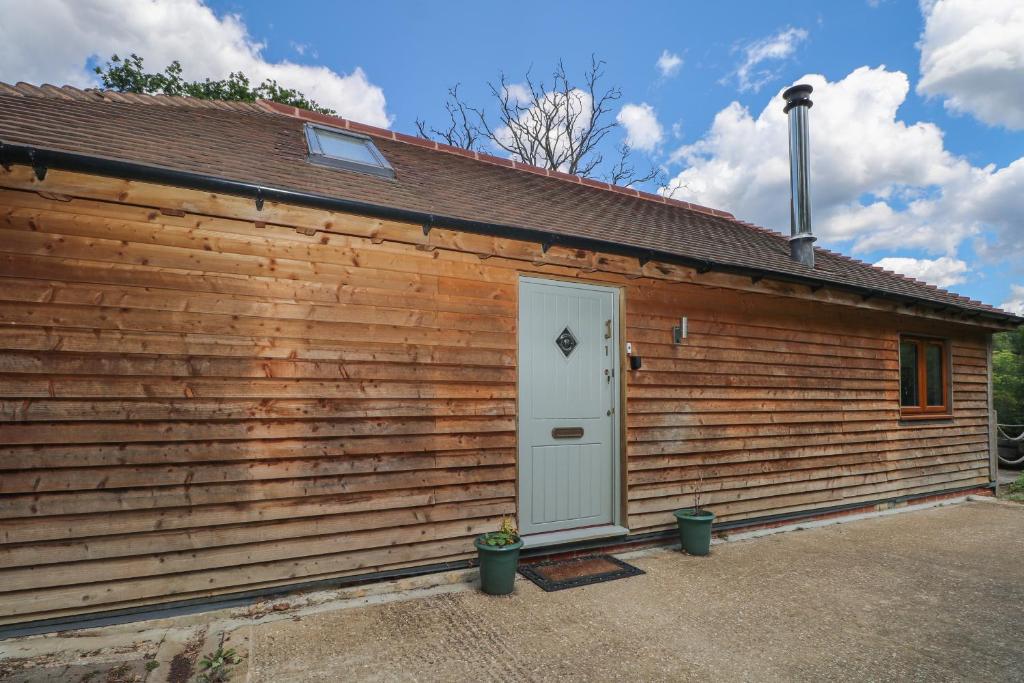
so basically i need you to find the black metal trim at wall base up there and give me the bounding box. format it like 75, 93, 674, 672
521, 482, 994, 558
0, 482, 993, 640
0, 559, 473, 640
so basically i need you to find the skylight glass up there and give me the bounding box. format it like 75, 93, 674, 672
304, 124, 395, 179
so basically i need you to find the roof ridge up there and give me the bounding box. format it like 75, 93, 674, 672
0, 81, 268, 113
255, 99, 736, 222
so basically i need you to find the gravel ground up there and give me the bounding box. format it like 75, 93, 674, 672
249, 500, 1024, 682
3, 499, 1023, 682
999, 467, 1020, 488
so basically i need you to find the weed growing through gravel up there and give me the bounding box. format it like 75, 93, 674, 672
197, 645, 240, 683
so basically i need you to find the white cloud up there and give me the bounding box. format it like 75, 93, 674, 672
617, 103, 664, 152
732, 27, 808, 92
1001, 284, 1024, 315
290, 42, 315, 59
0, 0, 390, 127
493, 88, 594, 171
656, 50, 683, 78
917, 0, 1024, 130
873, 256, 969, 288
663, 66, 1024, 264
503, 83, 532, 105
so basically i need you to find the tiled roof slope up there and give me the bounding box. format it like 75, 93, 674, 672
0, 82, 1017, 323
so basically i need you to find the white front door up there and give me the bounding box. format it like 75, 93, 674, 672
517, 277, 620, 536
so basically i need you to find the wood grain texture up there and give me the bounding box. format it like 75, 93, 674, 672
0, 169, 995, 625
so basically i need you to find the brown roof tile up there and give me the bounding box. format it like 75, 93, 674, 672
0, 83, 1017, 323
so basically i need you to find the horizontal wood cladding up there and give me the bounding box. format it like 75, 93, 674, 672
0, 169, 994, 625
623, 308, 992, 533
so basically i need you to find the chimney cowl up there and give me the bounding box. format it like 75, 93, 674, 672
782, 84, 814, 113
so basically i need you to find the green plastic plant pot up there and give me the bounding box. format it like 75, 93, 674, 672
674, 508, 715, 556
474, 537, 523, 595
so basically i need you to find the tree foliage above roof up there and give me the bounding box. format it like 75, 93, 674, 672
94, 54, 335, 115
994, 327, 1024, 426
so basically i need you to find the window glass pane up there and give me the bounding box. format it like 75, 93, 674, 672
925, 344, 944, 406
899, 341, 919, 407
314, 129, 381, 166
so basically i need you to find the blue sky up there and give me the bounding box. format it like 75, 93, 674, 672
222, 0, 1001, 162
2, 0, 1022, 312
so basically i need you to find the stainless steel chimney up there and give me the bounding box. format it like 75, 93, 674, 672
783, 84, 815, 268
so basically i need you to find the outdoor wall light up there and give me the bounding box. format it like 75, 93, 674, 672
626, 342, 642, 371
672, 317, 688, 344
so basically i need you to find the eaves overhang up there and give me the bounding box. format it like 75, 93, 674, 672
1, 141, 1020, 328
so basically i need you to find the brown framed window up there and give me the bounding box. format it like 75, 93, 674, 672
899, 336, 950, 418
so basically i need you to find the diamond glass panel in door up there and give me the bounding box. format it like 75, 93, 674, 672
899, 341, 919, 407
925, 343, 944, 406
555, 327, 579, 358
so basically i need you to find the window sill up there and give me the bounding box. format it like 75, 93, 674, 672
899, 413, 954, 424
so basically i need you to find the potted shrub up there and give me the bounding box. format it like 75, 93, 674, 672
673, 473, 715, 556
474, 517, 522, 595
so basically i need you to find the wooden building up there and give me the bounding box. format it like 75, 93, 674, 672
0, 82, 1018, 631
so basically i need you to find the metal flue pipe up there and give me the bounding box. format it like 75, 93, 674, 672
783, 83, 815, 268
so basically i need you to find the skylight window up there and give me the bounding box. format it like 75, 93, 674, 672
304, 124, 395, 179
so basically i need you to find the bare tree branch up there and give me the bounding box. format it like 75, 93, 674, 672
416, 56, 659, 188
662, 176, 690, 199
415, 84, 481, 150
606, 144, 664, 188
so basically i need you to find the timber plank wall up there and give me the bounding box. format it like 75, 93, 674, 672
0, 166, 993, 625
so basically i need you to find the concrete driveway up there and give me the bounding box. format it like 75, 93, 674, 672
3, 498, 1023, 682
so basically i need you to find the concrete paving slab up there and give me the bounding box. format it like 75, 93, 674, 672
0, 634, 161, 682
3, 500, 1023, 682
248, 500, 1024, 682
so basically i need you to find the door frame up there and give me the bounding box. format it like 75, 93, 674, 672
515, 274, 628, 541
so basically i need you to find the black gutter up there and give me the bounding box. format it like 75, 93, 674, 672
1, 142, 1020, 325
0, 481, 992, 639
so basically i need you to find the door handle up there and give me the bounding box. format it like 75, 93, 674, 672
551, 427, 584, 439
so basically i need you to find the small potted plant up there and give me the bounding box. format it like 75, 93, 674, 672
474, 517, 522, 595
673, 472, 715, 556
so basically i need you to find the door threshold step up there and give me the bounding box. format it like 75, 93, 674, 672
521, 525, 629, 549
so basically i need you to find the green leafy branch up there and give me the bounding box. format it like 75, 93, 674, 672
94, 54, 335, 115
